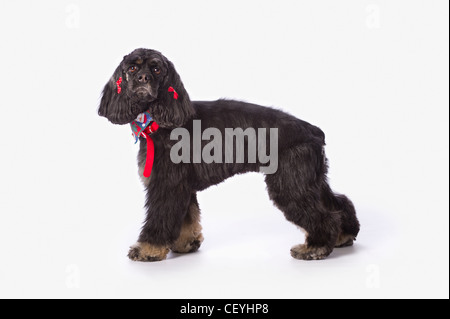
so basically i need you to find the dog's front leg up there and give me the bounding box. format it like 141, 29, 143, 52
127, 185, 191, 262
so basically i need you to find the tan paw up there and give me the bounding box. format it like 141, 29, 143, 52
171, 233, 204, 253
290, 244, 331, 260
171, 212, 204, 253
127, 242, 169, 262
335, 233, 355, 248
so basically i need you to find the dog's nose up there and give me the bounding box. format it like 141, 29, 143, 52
138, 73, 150, 83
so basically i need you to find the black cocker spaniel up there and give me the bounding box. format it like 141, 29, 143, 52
98, 48, 360, 261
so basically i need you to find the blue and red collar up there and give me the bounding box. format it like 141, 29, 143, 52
126, 85, 177, 178
130, 112, 159, 178
130, 111, 159, 143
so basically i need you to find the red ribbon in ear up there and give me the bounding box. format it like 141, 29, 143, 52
116, 77, 123, 94
168, 86, 178, 100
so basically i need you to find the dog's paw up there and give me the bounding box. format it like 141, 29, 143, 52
290, 244, 331, 261
335, 233, 355, 248
127, 242, 169, 262
171, 233, 204, 254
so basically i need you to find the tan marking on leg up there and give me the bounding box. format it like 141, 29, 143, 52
290, 244, 331, 260
335, 233, 355, 248
298, 227, 308, 237
171, 220, 204, 253
128, 242, 169, 262
171, 199, 204, 253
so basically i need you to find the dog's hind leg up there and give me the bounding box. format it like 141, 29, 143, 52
265, 144, 341, 260
171, 193, 204, 253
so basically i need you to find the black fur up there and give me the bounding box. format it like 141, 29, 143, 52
99, 48, 360, 260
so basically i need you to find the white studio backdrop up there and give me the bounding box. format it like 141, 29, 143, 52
0, 0, 448, 299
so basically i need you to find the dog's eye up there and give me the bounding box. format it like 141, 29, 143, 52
129, 66, 137, 73
152, 67, 161, 75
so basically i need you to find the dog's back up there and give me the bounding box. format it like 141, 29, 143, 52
192, 99, 326, 148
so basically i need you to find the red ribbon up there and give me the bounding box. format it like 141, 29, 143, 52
141, 121, 159, 178
116, 77, 123, 94
168, 86, 178, 100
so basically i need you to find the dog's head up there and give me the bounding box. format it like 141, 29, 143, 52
98, 48, 194, 127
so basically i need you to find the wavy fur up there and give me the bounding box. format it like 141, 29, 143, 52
98, 48, 360, 261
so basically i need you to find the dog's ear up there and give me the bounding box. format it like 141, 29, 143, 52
98, 64, 139, 124
150, 59, 195, 128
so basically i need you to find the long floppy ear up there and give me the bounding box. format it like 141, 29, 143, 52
150, 60, 195, 128
98, 65, 140, 124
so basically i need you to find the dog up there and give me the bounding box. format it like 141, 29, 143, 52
98, 48, 360, 261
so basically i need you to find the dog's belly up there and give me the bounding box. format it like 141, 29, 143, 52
137, 139, 263, 190
190, 162, 260, 191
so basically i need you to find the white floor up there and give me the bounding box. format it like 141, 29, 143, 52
0, 0, 448, 299
1, 170, 447, 299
